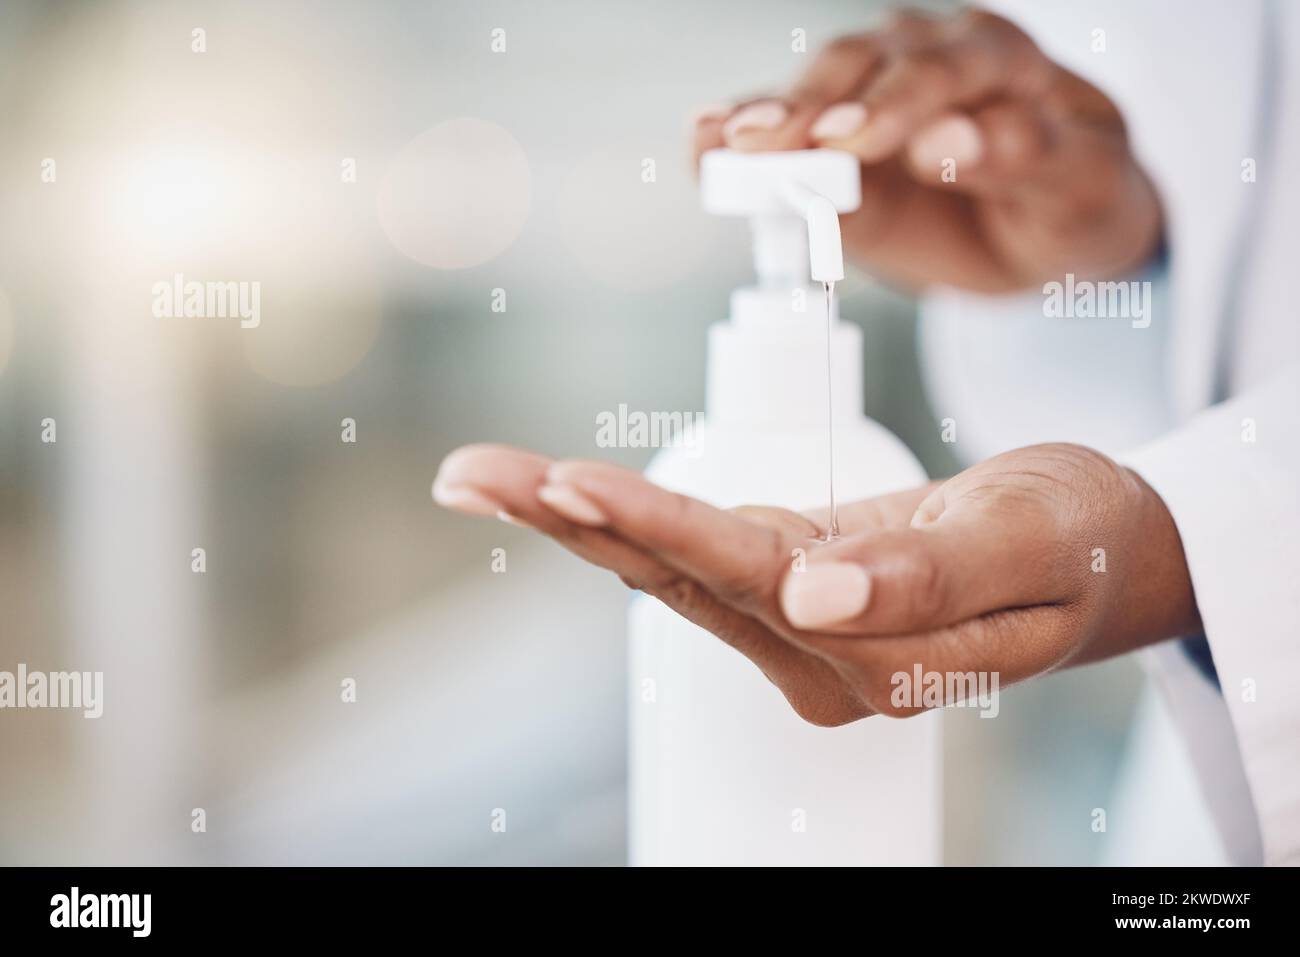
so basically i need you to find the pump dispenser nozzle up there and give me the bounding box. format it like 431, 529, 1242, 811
700, 148, 859, 287
780, 182, 845, 283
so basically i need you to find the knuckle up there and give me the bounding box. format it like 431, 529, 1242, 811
620, 560, 677, 595
821, 33, 872, 61
664, 489, 695, 528
692, 111, 723, 134
728, 504, 772, 523
956, 8, 1046, 86
884, 8, 937, 39
712, 525, 783, 609
673, 576, 712, 609
958, 8, 1033, 50
980, 105, 1050, 169
651, 574, 707, 612
660, 489, 706, 548
1048, 179, 1120, 232
895, 50, 958, 91
936, 618, 998, 676
1063, 146, 1127, 203
956, 7, 1003, 27
885, 8, 921, 28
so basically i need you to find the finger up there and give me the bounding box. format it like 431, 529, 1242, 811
690, 93, 782, 167
810, 11, 1049, 163
435, 445, 785, 641
789, 34, 883, 104
834, 158, 1029, 292
902, 95, 1138, 224
800, 481, 941, 536
436, 444, 795, 639
875, 7, 948, 45
435, 445, 672, 577
902, 101, 1052, 192
434, 443, 553, 521
690, 102, 732, 169
720, 97, 807, 151
722, 14, 946, 154
743, 13, 946, 151
538, 459, 792, 615
730, 504, 823, 540
435, 446, 772, 635
435, 447, 862, 712
628, 563, 835, 695
613, 508, 872, 722
779, 493, 1064, 635
723, 33, 887, 152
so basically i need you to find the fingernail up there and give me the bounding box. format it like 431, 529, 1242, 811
909, 114, 983, 169
497, 510, 531, 529
723, 100, 788, 138
688, 102, 733, 126
537, 483, 608, 527
432, 481, 502, 517
811, 102, 867, 140
781, 562, 871, 629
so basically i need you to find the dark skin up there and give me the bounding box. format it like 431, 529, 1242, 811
434, 9, 1198, 723
434, 443, 1199, 723
695, 8, 1162, 293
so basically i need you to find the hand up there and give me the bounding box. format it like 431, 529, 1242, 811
433, 442, 1200, 725
693, 8, 1163, 293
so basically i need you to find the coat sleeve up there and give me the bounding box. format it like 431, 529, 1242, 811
1121, 366, 1300, 865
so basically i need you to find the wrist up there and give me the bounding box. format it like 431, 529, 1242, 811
1122, 466, 1203, 644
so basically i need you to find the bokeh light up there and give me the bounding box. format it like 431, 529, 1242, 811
377, 118, 531, 270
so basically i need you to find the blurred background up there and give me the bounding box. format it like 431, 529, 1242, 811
0, 0, 1219, 864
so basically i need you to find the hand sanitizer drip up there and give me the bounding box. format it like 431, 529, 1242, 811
823, 278, 839, 540
628, 149, 941, 866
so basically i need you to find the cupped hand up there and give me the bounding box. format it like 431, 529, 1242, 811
433, 442, 1200, 725
694, 8, 1163, 293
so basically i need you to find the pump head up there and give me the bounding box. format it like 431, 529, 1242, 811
699, 148, 861, 286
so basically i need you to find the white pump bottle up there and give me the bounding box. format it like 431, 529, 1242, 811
628, 149, 941, 866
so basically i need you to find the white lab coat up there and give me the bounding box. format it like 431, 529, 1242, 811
919, 0, 1300, 865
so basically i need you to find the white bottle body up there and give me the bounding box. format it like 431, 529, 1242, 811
628, 308, 942, 866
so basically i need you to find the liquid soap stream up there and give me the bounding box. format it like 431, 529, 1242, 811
824, 280, 839, 542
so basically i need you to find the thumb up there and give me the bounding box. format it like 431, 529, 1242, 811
778, 492, 1055, 634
